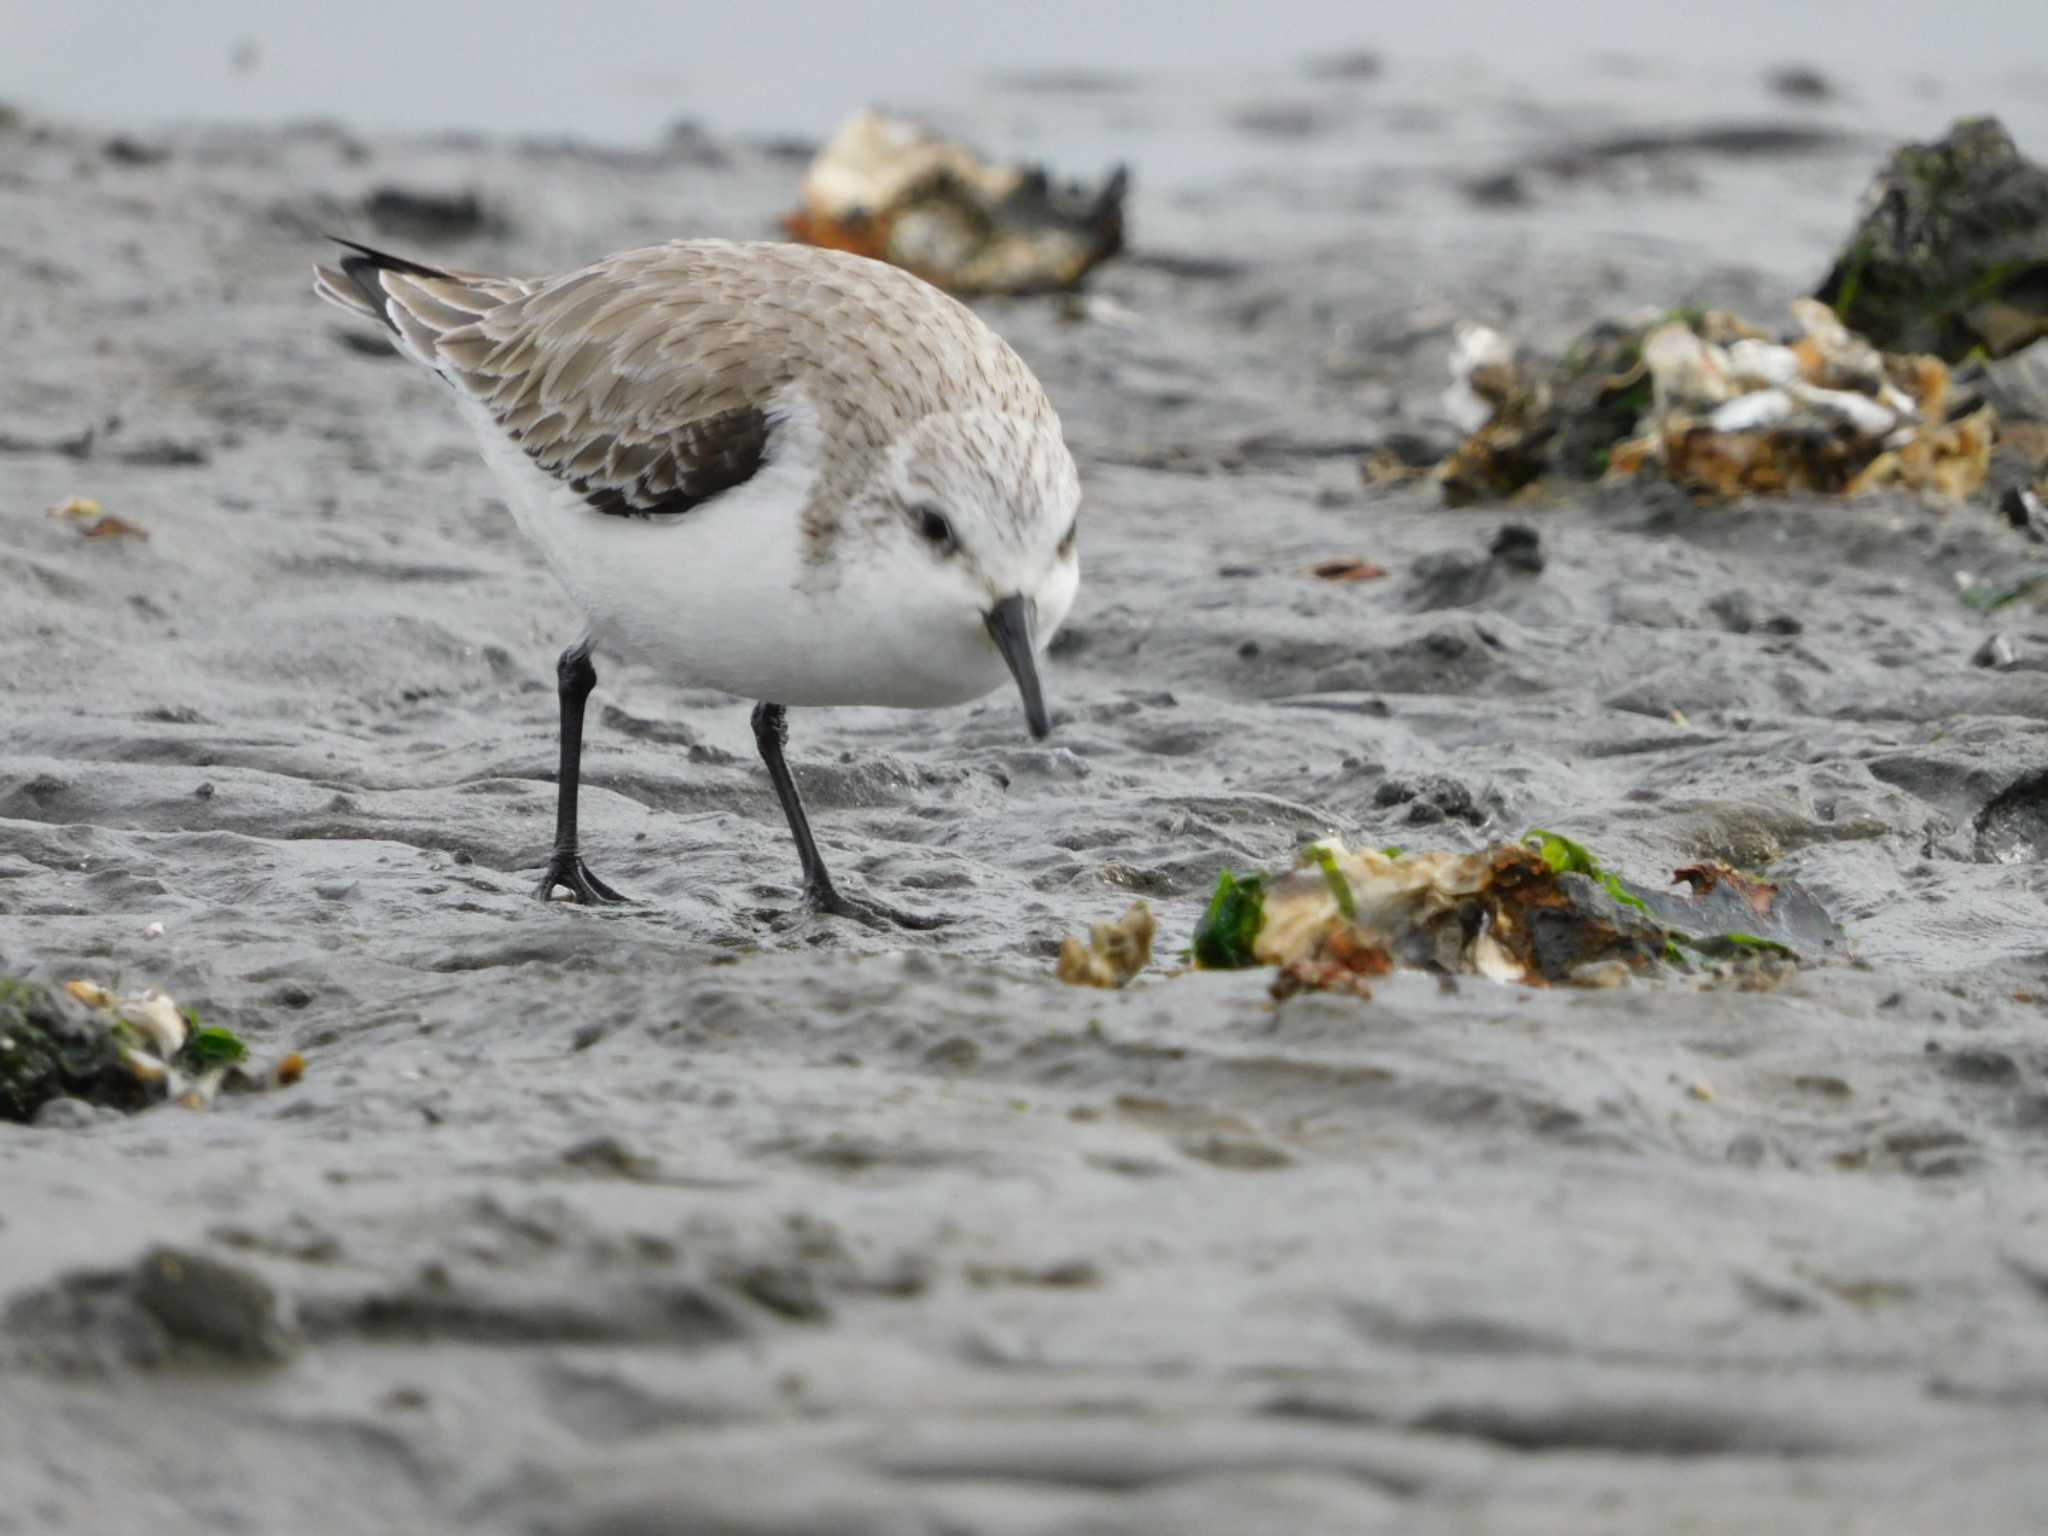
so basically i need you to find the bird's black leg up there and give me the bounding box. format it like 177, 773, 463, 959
536, 641, 628, 904
750, 702, 945, 930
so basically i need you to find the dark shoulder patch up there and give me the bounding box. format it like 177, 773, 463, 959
534, 407, 772, 519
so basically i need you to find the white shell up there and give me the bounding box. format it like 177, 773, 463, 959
1441, 323, 1516, 431
1708, 389, 1796, 432
1642, 323, 1734, 412
120, 989, 189, 1058
1725, 339, 1803, 391
1786, 381, 1899, 437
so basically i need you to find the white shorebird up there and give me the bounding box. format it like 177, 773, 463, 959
314, 237, 1081, 927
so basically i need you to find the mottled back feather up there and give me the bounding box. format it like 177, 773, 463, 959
313, 238, 1058, 531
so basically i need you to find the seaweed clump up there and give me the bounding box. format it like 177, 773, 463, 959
1189, 833, 1844, 1000
0, 977, 161, 1122
0, 976, 268, 1125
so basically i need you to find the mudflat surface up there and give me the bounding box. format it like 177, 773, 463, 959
5, 63, 2048, 1535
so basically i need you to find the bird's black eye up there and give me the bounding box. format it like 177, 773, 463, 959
914, 505, 957, 552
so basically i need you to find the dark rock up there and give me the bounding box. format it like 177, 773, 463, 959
1765, 65, 1835, 103
1463, 170, 1532, 209
113, 438, 208, 467
1374, 774, 1490, 827
2001, 484, 2048, 540
1815, 117, 2048, 361
103, 136, 169, 166
1943, 1048, 2020, 1084
1490, 524, 1544, 575
1523, 873, 1669, 983
1047, 625, 1089, 658
1709, 591, 1758, 633
1974, 632, 2019, 669
1406, 525, 1544, 611
132, 1246, 296, 1361
364, 185, 503, 242
7, 1246, 298, 1371
1975, 771, 2048, 863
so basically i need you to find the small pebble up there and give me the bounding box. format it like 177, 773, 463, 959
1973, 632, 2018, 669
144, 921, 165, 939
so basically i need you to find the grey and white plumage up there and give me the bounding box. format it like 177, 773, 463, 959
314, 236, 1081, 918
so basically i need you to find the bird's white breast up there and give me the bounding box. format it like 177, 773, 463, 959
456, 395, 1012, 709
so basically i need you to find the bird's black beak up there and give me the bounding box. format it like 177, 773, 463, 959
984, 594, 1050, 740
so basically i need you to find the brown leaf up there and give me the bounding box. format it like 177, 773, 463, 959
1309, 557, 1388, 582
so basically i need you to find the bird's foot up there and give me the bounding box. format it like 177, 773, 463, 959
536, 851, 630, 905
805, 877, 949, 931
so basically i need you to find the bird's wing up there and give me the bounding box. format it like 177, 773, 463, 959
315, 240, 781, 518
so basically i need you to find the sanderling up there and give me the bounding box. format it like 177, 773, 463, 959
314, 237, 1081, 927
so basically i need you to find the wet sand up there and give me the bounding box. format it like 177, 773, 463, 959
4, 62, 2048, 1535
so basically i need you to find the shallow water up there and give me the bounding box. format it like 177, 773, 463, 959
4, 46, 2048, 1535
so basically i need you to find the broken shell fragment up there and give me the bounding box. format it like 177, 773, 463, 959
1642, 322, 1735, 413
1707, 388, 1796, 433
120, 988, 189, 1058
784, 110, 1127, 296
1056, 901, 1156, 989
1790, 297, 1887, 393
1725, 339, 1804, 392
1443, 323, 1520, 432
64, 979, 115, 1009
1784, 380, 1900, 437
47, 495, 148, 539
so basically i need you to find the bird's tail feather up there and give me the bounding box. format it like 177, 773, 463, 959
311, 237, 525, 369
